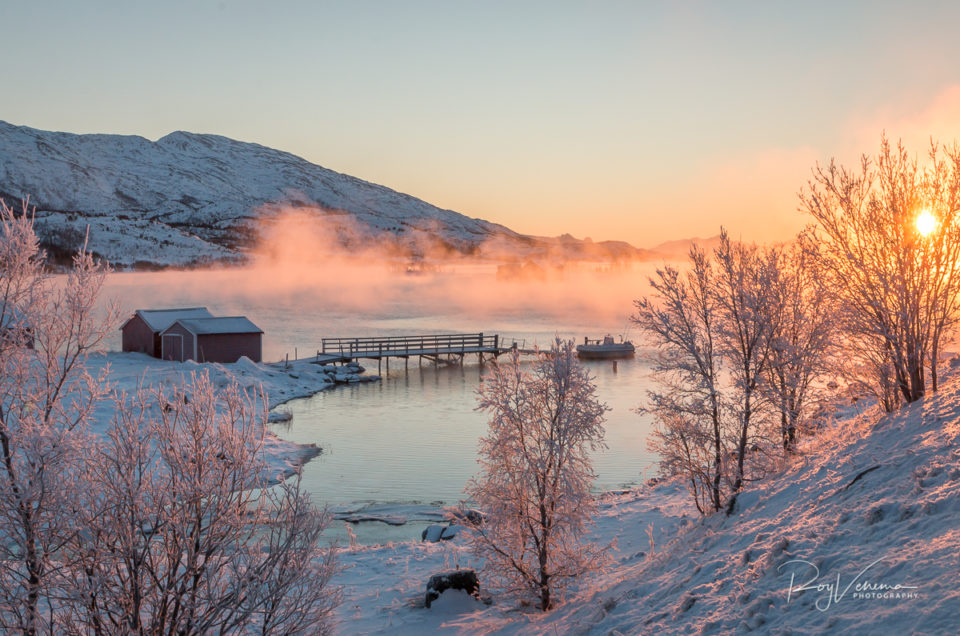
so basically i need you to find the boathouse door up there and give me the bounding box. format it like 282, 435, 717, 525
162, 334, 184, 362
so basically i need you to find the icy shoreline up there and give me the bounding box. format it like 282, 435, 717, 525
88, 351, 380, 481
332, 479, 692, 634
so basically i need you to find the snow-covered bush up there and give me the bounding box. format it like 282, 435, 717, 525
0, 201, 339, 634
0, 199, 118, 633
465, 339, 610, 611
70, 375, 340, 635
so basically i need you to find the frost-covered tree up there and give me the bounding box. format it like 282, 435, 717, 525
0, 200, 118, 634
634, 245, 725, 513
466, 339, 609, 611
635, 231, 835, 513
800, 137, 960, 406
69, 375, 340, 635
764, 242, 837, 451
712, 231, 782, 500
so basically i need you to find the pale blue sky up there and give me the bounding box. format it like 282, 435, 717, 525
3, 1, 960, 245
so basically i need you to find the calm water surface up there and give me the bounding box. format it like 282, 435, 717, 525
274, 341, 656, 504
102, 266, 660, 541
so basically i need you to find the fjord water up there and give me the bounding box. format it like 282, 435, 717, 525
102, 265, 660, 541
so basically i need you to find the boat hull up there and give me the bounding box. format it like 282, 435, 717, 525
576, 344, 635, 359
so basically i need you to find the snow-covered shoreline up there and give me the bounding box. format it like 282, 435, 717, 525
86, 350, 960, 633
88, 351, 380, 480
331, 479, 692, 634
329, 372, 960, 634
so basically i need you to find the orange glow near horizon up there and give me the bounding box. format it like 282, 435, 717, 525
917, 210, 937, 237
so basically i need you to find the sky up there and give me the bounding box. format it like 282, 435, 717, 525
3, 0, 960, 247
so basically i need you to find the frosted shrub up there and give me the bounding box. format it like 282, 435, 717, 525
70, 375, 340, 635
0, 200, 118, 634
465, 339, 610, 611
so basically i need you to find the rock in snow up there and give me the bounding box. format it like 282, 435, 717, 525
424, 570, 480, 609
335, 513, 408, 526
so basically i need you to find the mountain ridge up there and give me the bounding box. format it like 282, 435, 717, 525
0, 121, 657, 268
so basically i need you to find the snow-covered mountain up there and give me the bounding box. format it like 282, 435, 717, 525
0, 121, 647, 268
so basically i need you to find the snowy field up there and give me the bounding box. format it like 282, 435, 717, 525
328, 368, 960, 634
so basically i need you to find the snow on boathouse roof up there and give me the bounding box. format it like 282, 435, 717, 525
164, 316, 263, 336
122, 307, 213, 332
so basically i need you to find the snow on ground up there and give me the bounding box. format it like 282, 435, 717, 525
332, 371, 960, 634
86, 351, 378, 479
331, 481, 692, 634
79, 351, 960, 633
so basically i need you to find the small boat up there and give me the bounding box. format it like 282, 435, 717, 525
576, 335, 635, 359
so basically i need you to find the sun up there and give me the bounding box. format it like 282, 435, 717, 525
916, 210, 937, 237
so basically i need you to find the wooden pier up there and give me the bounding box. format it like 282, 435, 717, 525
317, 333, 533, 373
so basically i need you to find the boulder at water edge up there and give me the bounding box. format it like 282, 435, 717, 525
421, 524, 462, 542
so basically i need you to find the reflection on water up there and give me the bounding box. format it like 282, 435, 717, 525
276, 350, 657, 545
99, 268, 660, 542
274, 348, 657, 505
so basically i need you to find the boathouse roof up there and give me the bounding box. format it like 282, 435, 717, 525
166, 316, 263, 335
122, 307, 213, 332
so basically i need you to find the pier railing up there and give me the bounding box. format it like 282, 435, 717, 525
321, 333, 500, 358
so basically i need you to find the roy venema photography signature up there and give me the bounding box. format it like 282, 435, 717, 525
778, 557, 920, 611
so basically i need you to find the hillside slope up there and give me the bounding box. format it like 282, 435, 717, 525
0, 121, 648, 268
333, 361, 960, 634
516, 363, 960, 634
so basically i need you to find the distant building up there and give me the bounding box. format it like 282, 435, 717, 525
121, 307, 214, 357
160, 316, 263, 363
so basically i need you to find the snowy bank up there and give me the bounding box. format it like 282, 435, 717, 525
332, 375, 960, 634
330, 481, 691, 634
87, 352, 379, 479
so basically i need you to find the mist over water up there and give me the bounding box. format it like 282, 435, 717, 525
100, 219, 670, 541
102, 210, 667, 361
